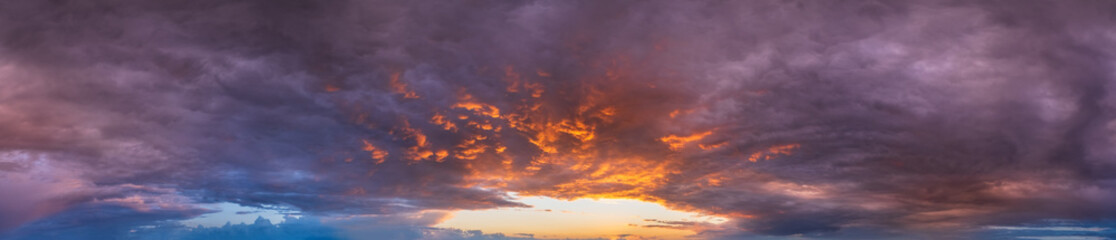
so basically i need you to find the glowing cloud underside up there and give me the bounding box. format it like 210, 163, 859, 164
437, 195, 727, 239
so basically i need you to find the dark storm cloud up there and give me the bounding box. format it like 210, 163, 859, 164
1, 201, 213, 240
4, 212, 535, 240
1, 0, 1115, 238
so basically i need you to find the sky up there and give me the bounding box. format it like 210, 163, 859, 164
1, 0, 1115, 239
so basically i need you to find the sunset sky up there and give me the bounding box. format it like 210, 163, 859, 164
2, 0, 1116, 239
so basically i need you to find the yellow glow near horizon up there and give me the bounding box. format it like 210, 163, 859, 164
436, 195, 727, 239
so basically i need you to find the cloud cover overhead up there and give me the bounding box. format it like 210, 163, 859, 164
1, 0, 1116, 239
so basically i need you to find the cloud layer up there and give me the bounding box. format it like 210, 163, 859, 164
2, 0, 1116, 238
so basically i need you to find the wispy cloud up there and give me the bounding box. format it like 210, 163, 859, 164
986, 226, 1110, 232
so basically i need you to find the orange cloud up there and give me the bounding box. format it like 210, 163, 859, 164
361, 140, 389, 164
389, 72, 420, 99
659, 131, 713, 151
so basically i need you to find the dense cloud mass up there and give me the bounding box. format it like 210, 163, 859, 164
1, 0, 1115, 239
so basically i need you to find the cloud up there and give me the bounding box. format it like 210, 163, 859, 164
4, 211, 535, 240
1, 0, 1116, 238
1, 201, 212, 240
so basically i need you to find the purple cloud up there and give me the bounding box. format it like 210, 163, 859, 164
1, 0, 1115, 239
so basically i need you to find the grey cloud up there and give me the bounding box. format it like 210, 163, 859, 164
1, 202, 213, 240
